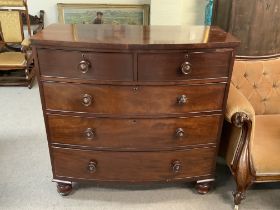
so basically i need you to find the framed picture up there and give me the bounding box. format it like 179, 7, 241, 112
57, 3, 150, 25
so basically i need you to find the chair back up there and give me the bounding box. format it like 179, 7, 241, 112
231, 57, 280, 115
0, 0, 31, 44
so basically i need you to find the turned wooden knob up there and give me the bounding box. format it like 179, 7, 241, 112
88, 160, 97, 173
84, 128, 96, 140
177, 95, 188, 105
181, 61, 191, 75
176, 128, 185, 138
78, 59, 91, 73
171, 160, 181, 173
82, 94, 93, 106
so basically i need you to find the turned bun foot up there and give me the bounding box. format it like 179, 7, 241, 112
56, 182, 72, 196
195, 181, 212, 194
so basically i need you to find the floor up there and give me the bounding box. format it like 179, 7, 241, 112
0, 83, 279, 210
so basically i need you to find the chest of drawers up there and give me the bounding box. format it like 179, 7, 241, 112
31, 24, 239, 196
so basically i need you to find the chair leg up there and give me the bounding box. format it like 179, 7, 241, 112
25, 62, 35, 89
230, 112, 254, 209
232, 136, 253, 208
28, 75, 35, 89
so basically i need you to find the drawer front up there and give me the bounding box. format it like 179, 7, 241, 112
47, 115, 221, 149
138, 50, 231, 81
43, 82, 226, 115
52, 147, 216, 182
37, 49, 133, 81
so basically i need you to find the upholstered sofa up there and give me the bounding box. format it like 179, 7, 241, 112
222, 57, 280, 209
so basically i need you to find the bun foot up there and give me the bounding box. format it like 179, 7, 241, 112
195, 181, 212, 194
56, 182, 72, 196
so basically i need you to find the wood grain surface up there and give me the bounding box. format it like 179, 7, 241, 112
47, 114, 222, 150
43, 82, 226, 115
52, 146, 216, 182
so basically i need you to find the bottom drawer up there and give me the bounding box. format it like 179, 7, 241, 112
52, 147, 216, 182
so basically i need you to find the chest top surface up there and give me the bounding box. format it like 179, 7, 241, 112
31, 24, 239, 50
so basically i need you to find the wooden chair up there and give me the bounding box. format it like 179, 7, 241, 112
0, 0, 34, 88
221, 57, 280, 209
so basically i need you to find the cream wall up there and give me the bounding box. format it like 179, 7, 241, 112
150, 0, 207, 25
27, 0, 206, 26
182, 0, 207, 25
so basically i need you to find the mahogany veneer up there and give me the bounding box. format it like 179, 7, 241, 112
31, 24, 239, 196
52, 147, 216, 182
43, 82, 226, 115
47, 114, 222, 150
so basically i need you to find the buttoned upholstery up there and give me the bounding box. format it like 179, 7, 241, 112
231, 58, 280, 115
225, 57, 280, 177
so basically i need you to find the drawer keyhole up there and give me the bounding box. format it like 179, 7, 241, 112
133, 87, 139, 93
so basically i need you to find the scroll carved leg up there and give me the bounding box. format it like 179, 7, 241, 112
195, 180, 213, 194
232, 141, 253, 208
56, 182, 72, 196
231, 113, 254, 209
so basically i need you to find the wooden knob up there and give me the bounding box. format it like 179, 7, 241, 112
82, 94, 93, 106
177, 95, 188, 105
78, 60, 91, 73
181, 61, 191, 75
176, 128, 185, 138
171, 160, 181, 173
88, 160, 97, 173
84, 128, 95, 140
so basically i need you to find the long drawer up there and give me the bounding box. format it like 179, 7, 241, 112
52, 147, 216, 182
47, 114, 221, 150
37, 49, 134, 81
43, 82, 226, 115
138, 50, 231, 81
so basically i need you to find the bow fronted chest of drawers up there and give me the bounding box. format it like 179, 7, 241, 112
31, 24, 239, 195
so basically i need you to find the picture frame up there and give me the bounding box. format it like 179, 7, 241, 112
57, 3, 150, 26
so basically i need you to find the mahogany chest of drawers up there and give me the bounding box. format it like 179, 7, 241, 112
31, 24, 239, 195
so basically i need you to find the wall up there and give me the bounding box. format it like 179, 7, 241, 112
150, 0, 207, 25
27, 0, 206, 26
181, 0, 207, 25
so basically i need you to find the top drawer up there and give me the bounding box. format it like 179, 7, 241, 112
37, 49, 134, 81
138, 50, 232, 81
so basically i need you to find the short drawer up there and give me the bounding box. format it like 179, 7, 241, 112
138, 50, 231, 81
43, 82, 226, 115
47, 114, 221, 150
52, 147, 216, 182
37, 49, 133, 81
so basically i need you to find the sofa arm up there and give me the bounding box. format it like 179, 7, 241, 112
224, 84, 255, 171
225, 84, 255, 123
